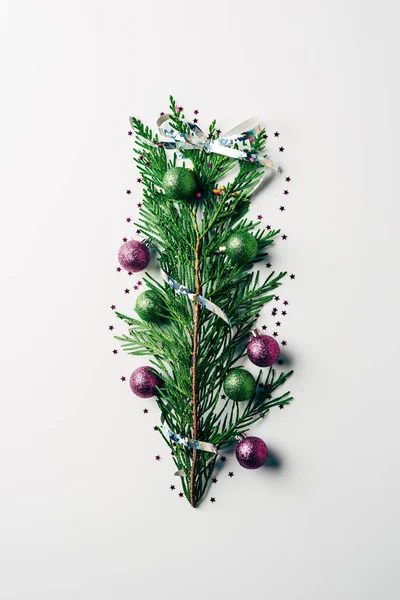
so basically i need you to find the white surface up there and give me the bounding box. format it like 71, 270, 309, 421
1, 1, 399, 598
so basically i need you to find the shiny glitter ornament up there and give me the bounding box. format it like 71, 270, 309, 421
118, 240, 150, 273
162, 167, 196, 200
130, 366, 162, 398
236, 436, 268, 469
135, 290, 164, 322
225, 231, 258, 265
223, 368, 256, 402
247, 334, 280, 367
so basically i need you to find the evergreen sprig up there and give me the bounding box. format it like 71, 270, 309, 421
117, 97, 293, 506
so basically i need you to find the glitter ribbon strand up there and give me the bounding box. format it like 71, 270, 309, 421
160, 416, 218, 477
163, 424, 218, 454
167, 276, 231, 326
130, 113, 279, 172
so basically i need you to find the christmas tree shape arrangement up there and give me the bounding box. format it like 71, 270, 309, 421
115, 97, 293, 507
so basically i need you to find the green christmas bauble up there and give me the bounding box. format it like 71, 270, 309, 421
162, 167, 196, 200
135, 290, 164, 322
225, 231, 258, 266
223, 368, 256, 402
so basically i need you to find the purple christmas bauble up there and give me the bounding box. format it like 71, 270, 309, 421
118, 240, 150, 273
129, 366, 162, 398
247, 334, 280, 367
236, 436, 268, 469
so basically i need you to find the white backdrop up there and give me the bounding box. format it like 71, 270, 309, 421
1, 1, 400, 598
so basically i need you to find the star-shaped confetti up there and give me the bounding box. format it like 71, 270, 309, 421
228, 472, 234, 478
210, 497, 216, 503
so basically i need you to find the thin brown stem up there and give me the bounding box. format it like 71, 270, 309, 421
190, 236, 201, 507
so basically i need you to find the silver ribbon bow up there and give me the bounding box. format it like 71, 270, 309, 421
130, 113, 279, 171
167, 276, 231, 327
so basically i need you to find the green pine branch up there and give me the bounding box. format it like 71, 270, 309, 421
118, 97, 293, 506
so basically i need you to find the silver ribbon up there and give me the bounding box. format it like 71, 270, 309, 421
163, 424, 218, 454
162, 424, 218, 476
130, 113, 279, 171
159, 392, 218, 477
167, 276, 231, 326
